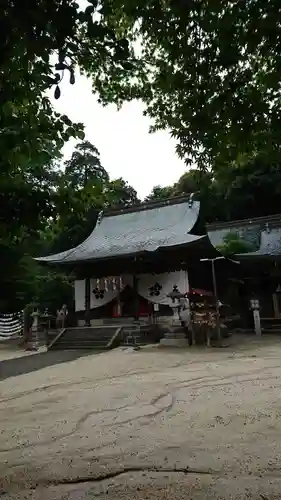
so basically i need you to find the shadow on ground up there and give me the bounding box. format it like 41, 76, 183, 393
0, 350, 97, 380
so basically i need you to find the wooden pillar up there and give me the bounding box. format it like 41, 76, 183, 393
84, 277, 91, 326
273, 293, 279, 319
133, 275, 139, 321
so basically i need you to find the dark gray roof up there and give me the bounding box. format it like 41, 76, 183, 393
207, 213, 281, 231
36, 198, 204, 264
208, 227, 234, 247
207, 214, 281, 248
208, 226, 260, 250
237, 228, 281, 258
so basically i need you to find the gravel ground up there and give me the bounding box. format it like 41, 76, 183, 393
1, 336, 281, 499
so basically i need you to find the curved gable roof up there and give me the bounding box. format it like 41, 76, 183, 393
36, 198, 204, 264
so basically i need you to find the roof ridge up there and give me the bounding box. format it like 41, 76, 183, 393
207, 213, 281, 230
103, 195, 196, 218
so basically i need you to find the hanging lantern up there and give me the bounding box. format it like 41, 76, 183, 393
104, 278, 108, 292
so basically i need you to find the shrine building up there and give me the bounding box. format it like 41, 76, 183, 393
36, 196, 225, 328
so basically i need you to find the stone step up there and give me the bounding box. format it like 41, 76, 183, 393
61, 334, 113, 341
48, 323, 153, 351
51, 345, 105, 350
48, 326, 121, 351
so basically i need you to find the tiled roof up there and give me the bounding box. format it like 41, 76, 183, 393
207, 214, 281, 248
237, 228, 281, 258
207, 213, 281, 231
208, 226, 261, 249
36, 198, 204, 264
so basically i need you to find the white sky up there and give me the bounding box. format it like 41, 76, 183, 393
51, 71, 186, 199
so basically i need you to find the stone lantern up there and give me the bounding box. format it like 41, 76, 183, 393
167, 286, 185, 324
25, 308, 40, 351
249, 297, 261, 336
160, 286, 189, 347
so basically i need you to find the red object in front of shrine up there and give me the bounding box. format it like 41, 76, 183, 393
111, 297, 151, 317
138, 299, 151, 316
188, 288, 213, 297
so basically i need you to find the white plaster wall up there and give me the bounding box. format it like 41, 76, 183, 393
74, 280, 85, 312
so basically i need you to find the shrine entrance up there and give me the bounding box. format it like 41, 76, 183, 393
120, 285, 137, 317
114, 285, 151, 318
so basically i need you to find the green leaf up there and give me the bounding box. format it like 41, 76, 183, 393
54, 85, 61, 99
61, 115, 72, 126
76, 129, 85, 140
69, 69, 75, 85
55, 62, 67, 71
84, 5, 95, 17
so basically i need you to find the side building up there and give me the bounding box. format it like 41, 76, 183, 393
208, 214, 281, 325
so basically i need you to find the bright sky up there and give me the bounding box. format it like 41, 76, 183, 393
51, 71, 186, 199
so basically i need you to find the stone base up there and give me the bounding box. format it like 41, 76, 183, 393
160, 338, 190, 347
25, 343, 38, 351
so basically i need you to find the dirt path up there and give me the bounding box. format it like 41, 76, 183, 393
1, 337, 281, 499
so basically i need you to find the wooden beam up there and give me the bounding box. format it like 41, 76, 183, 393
133, 275, 139, 321
84, 277, 91, 326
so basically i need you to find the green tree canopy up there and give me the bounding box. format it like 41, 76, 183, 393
146, 151, 281, 223
144, 185, 174, 202
64, 140, 109, 187
0, 135, 139, 312
105, 178, 139, 208
92, 0, 281, 167
216, 232, 255, 257
4, 0, 281, 242
1, 0, 137, 249
45, 141, 140, 254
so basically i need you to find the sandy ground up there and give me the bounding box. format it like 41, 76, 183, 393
1, 336, 281, 499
